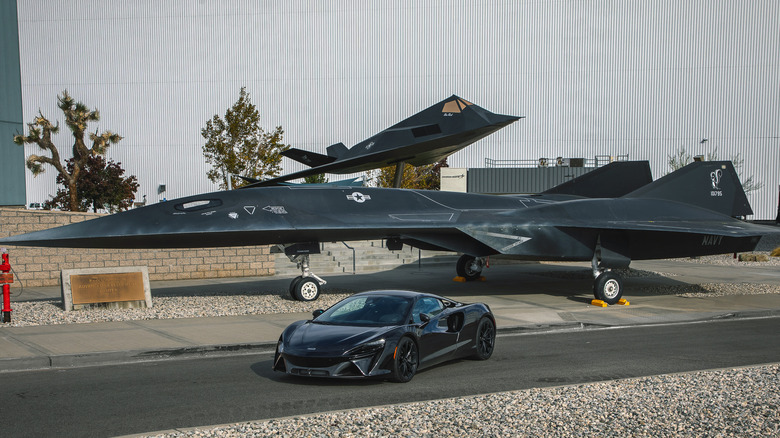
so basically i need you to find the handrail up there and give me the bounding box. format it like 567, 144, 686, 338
485, 154, 629, 168
341, 241, 356, 274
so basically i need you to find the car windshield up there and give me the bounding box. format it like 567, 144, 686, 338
315, 295, 413, 326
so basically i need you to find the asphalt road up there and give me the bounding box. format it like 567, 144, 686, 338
4, 316, 780, 438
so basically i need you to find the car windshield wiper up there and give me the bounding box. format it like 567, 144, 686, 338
311, 320, 335, 325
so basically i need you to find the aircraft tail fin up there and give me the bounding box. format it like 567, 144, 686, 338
543, 161, 653, 198
281, 148, 338, 168
624, 161, 753, 217
326, 142, 348, 158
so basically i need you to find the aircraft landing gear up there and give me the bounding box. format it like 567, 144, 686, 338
591, 252, 623, 305
287, 253, 326, 302
456, 255, 485, 281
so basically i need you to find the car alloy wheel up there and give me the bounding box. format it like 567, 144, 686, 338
392, 337, 418, 383
474, 317, 495, 360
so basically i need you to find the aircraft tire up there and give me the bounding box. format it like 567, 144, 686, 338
456, 255, 483, 281
593, 271, 623, 305
294, 278, 321, 302
289, 276, 303, 300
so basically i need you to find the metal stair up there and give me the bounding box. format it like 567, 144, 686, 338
273, 240, 459, 277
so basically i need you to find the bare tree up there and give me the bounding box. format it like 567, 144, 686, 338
13, 90, 122, 211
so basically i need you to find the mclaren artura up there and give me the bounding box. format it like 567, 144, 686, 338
272, 290, 496, 382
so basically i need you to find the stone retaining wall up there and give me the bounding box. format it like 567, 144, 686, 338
0, 208, 274, 287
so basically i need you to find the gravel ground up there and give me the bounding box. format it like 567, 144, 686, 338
672, 252, 780, 267
0, 288, 355, 328
143, 364, 779, 438
633, 282, 780, 298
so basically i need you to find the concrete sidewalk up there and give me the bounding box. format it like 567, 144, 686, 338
2, 260, 779, 373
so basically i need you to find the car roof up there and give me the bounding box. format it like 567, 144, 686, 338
352, 290, 443, 300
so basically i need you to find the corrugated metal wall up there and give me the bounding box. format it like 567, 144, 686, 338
14, 0, 780, 219
0, 0, 25, 206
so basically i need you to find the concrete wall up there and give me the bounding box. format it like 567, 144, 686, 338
0, 208, 274, 287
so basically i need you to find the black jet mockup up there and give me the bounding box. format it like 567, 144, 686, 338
2, 160, 777, 304
248, 95, 521, 187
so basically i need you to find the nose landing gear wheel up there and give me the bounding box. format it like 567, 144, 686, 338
593, 271, 623, 305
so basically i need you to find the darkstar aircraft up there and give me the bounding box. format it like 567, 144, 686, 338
2, 161, 777, 304
247, 95, 521, 188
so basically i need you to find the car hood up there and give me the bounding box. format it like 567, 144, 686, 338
284, 322, 391, 356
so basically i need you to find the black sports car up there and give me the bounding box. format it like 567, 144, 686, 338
273, 290, 496, 382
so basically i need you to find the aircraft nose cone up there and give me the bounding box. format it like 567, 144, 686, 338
0, 219, 100, 247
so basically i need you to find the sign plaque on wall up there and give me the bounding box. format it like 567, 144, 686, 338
61, 267, 152, 311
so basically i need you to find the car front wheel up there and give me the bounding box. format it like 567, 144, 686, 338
392, 337, 419, 383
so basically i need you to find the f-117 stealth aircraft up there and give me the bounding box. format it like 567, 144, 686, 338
2, 160, 777, 304
247, 95, 521, 187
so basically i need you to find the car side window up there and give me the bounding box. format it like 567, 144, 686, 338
411, 297, 444, 324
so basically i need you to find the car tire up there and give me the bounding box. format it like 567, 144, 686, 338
593, 271, 623, 305
392, 337, 419, 383
294, 278, 321, 302
456, 255, 483, 281
473, 317, 496, 360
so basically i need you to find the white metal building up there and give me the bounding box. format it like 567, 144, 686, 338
14, 1, 780, 219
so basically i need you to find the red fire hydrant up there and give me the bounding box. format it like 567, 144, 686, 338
0, 248, 12, 323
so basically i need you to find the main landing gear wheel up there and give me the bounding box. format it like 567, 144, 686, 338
456, 255, 484, 281
293, 277, 321, 302
473, 317, 496, 360
392, 337, 419, 383
289, 276, 303, 299
593, 271, 623, 305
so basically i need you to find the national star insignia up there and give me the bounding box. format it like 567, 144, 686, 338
346, 192, 371, 203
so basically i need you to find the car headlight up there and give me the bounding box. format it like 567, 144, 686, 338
345, 339, 386, 357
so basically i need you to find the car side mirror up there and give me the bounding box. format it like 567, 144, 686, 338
312, 309, 324, 318
419, 313, 431, 325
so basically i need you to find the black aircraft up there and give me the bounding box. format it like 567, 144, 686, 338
248, 95, 521, 188
2, 160, 777, 305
